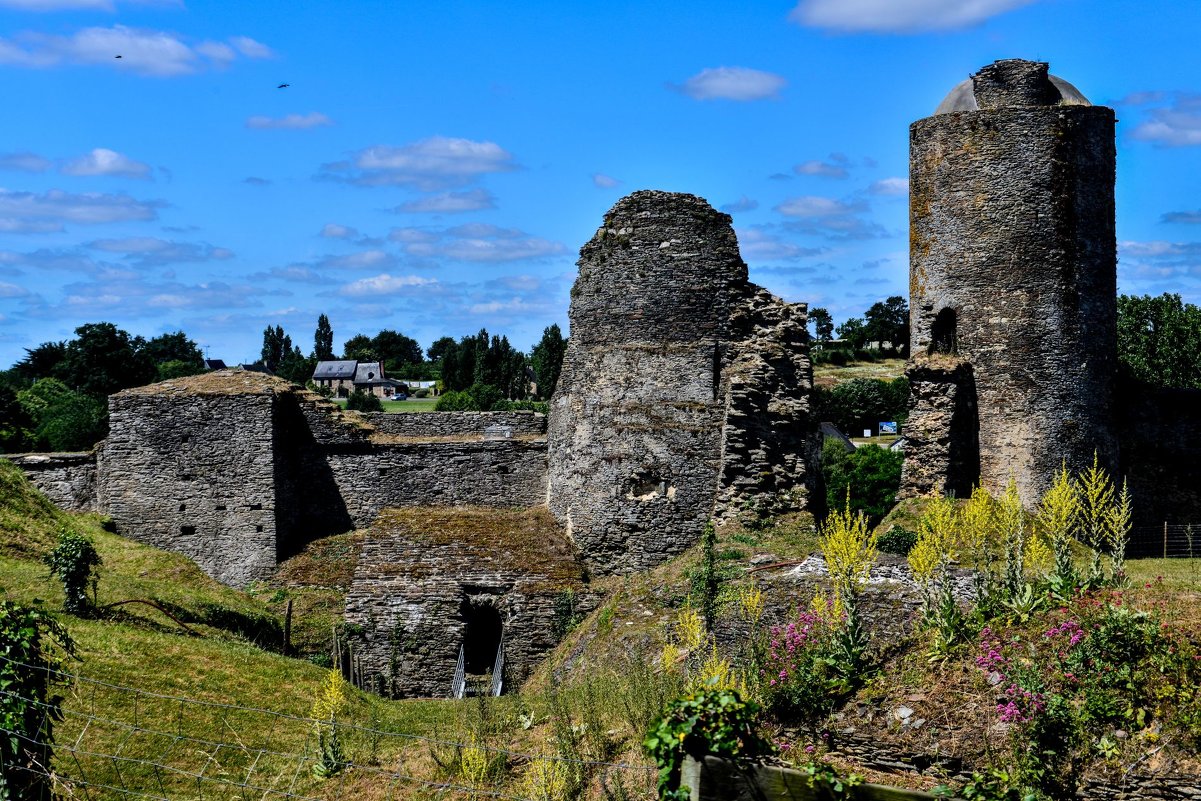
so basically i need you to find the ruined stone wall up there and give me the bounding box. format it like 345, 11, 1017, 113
898, 355, 979, 499
343, 508, 592, 698
360, 411, 546, 439
97, 375, 284, 588
325, 439, 548, 526
3, 452, 97, 512
908, 59, 1117, 504
548, 190, 817, 575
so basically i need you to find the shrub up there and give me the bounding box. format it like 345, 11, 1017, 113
434, 390, 475, 411
645, 687, 771, 801
760, 602, 841, 721
0, 601, 75, 801
413, 388, 429, 398
345, 391, 383, 412
877, 525, 917, 556
44, 529, 101, 616
822, 443, 902, 525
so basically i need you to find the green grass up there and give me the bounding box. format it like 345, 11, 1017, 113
330, 397, 439, 413
813, 357, 907, 389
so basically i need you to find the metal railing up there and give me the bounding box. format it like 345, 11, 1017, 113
451, 643, 466, 699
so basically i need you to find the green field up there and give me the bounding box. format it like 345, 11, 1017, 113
330, 397, 439, 413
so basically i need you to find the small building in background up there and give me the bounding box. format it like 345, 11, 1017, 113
312, 360, 358, 397
353, 361, 405, 398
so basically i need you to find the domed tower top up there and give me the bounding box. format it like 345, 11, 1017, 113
933, 59, 1091, 115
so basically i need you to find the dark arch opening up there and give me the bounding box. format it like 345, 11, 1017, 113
930, 308, 957, 355
460, 599, 503, 675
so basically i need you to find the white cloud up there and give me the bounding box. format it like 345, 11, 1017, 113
0, 152, 52, 173
592, 173, 621, 188
321, 136, 518, 190
737, 227, 826, 261
775, 195, 866, 217
338, 273, 437, 297
1162, 210, 1201, 224
0, 188, 161, 232
320, 223, 359, 240
246, 112, 333, 130
229, 36, 273, 59
469, 297, 541, 315
61, 147, 151, 178
794, 157, 849, 179
0, 281, 30, 298
391, 223, 566, 263
673, 66, 786, 101
0, 25, 273, 77
869, 177, 909, 196
720, 196, 759, 214
393, 188, 496, 214
86, 236, 234, 266
1129, 94, 1201, 147
790, 0, 1038, 32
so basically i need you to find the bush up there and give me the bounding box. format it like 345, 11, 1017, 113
346, 391, 383, 412
44, 529, 101, 616
878, 525, 918, 556
413, 388, 429, 398
0, 600, 75, 801
822, 443, 902, 525
434, 390, 475, 411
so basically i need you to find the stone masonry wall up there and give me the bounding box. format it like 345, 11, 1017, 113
360, 411, 546, 439
3, 452, 97, 512
898, 355, 980, 499
909, 59, 1117, 505
325, 439, 548, 527
97, 375, 283, 588
548, 190, 817, 575
343, 507, 592, 698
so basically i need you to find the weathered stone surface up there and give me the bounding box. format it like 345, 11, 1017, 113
94, 371, 549, 587
548, 190, 818, 575
909, 59, 1118, 505
343, 507, 594, 698
360, 411, 546, 439
899, 355, 979, 499
2, 452, 97, 512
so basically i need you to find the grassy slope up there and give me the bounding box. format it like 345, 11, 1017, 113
813, 357, 907, 389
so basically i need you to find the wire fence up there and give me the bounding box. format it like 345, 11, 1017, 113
0, 654, 657, 801
1127, 524, 1201, 559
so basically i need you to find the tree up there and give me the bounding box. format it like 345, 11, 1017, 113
0, 384, 32, 452
276, 348, 315, 386
1117, 293, 1201, 389
142, 331, 203, 368
809, 307, 834, 344
836, 317, 868, 350
822, 440, 903, 525
58, 323, 155, 397
862, 296, 909, 352
426, 336, 457, 364
342, 334, 374, 362
530, 324, 568, 400
314, 314, 335, 361
14, 341, 66, 383
371, 330, 423, 374
261, 325, 294, 374
813, 377, 907, 435
18, 378, 107, 451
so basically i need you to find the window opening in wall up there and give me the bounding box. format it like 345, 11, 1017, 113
215, 504, 226, 511
180, 435, 190, 443
180, 525, 195, 536
930, 307, 958, 355
250, 503, 262, 511
459, 598, 504, 695
255, 525, 263, 533
178, 503, 186, 512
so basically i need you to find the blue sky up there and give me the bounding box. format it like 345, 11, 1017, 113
2, 0, 1200, 365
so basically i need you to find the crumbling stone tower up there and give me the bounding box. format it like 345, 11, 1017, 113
548, 190, 819, 575
902, 59, 1118, 503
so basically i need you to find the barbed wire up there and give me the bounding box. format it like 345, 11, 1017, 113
0, 654, 658, 801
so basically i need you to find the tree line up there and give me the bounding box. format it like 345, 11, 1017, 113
0, 315, 570, 453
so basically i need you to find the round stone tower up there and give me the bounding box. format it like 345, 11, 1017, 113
908, 59, 1117, 503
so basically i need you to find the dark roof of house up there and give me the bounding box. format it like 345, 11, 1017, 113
313, 360, 358, 380
820, 422, 856, 454
204, 359, 227, 370
353, 361, 385, 384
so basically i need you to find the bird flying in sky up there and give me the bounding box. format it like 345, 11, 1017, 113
277, 83, 290, 89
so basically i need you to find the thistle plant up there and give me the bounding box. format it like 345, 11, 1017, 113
1075, 452, 1115, 584
1037, 464, 1079, 588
